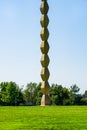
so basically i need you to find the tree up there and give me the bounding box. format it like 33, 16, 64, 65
50, 84, 70, 105
23, 82, 37, 105
70, 84, 80, 94
69, 84, 80, 105
81, 90, 87, 105
23, 82, 42, 105
83, 90, 87, 98
0, 82, 24, 106
62, 87, 70, 105
0, 82, 9, 105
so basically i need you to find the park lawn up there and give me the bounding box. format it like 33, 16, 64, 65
0, 106, 87, 130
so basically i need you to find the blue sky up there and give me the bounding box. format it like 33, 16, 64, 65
0, 0, 87, 93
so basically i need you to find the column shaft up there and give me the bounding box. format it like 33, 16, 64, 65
40, 0, 50, 106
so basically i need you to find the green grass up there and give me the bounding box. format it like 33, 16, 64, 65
0, 106, 87, 130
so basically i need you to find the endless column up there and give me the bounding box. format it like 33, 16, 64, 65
40, 0, 50, 106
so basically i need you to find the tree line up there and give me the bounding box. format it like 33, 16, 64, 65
0, 81, 87, 106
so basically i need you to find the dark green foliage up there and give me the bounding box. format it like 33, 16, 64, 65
23, 82, 37, 105
50, 84, 70, 105
0, 81, 87, 106
70, 84, 80, 94
81, 90, 87, 105
69, 84, 81, 105
83, 90, 87, 98
23, 82, 42, 105
35, 83, 42, 105
0, 82, 24, 106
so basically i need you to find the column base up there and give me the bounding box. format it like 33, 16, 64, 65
41, 94, 50, 106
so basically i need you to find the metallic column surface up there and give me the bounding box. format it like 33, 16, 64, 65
40, 0, 50, 106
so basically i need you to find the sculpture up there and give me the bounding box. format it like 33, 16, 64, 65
40, 0, 50, 106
